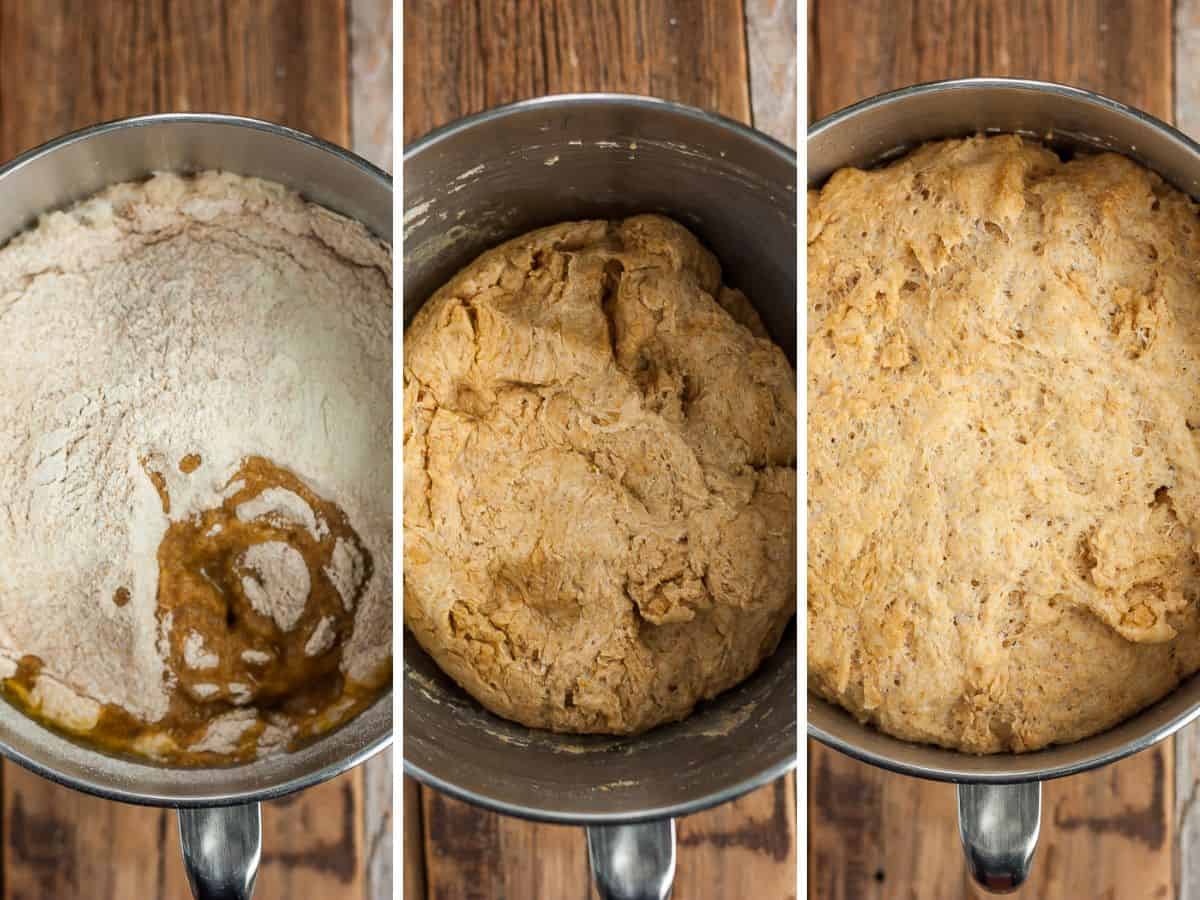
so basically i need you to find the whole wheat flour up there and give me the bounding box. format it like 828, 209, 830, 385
0, 171, 392, 763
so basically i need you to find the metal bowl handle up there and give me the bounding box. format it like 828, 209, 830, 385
178, 803, 262, 899
586, 819, 676, 900
957, 782, 1041, 893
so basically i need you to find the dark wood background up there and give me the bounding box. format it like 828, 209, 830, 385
808, 1, 1200, 898
402, 1, 798, 898
0, 2, 392, 898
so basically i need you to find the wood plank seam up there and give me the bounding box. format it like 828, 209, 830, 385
410, 781, 428, 899
365, 775, 393, 899
740, 2, 755, 128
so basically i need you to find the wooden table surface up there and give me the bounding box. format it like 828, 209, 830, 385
807, 2, 1200, 898
402, 2, 797, 898
0, 2, 392, 898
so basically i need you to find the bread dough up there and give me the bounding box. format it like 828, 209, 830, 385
404, 215, 796, 734
808, 135, 1200, 753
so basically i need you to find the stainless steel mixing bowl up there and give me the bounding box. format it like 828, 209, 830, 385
404, 94, 797, 900
809, 77, 1200, 892
0, 113, 393, 899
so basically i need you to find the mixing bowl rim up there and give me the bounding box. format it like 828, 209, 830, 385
807, 75, 1200, 161
3, 709, 395, 809
401, 91, 797, 172
807, 75, 1200, 784
0, 111, 394, 807
402, 752, 797, 826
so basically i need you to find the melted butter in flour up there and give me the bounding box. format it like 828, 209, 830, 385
1, 456, 389, 765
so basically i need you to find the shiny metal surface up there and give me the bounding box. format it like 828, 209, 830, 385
957, 783, 1040, 893
403, 95, 797, 897
405, 625, 795, 822
179, 804, 262, 899
587, 820, 676, 900
808, 77, 1200, 891
0, 114, 393, 897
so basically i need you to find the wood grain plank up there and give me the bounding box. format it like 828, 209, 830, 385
258, 775, 367, 898
808, 2, 1177, 898
154, 0, 349, 143
351, 0, 394, 172
808, 742, 961, 900
674, 774, 798, 900
363, 750, 393, 900
746, 0, 798, 146
1174, 6, 1200, 898
0, 3, 372, 898
3, 778, 190, 900
419, 777, 799, 900
0, 0, 351, 162
404, 2, 796, 899
423, 789, 591, 900
1179, 0, 1200, 141
1176, 723, 1200, 900
0, 0, 158, 161
3, 770, 369, 900
809, 0, 1173, 123
810, 742, 1173, 900
404, 777, 427, 900
420, 788, 509, 900
402, 0, 751, 143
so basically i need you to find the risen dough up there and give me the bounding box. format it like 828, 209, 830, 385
404, 215, 796, 734
809, 135, 1200, 753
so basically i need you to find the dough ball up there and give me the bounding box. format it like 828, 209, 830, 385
404, 215, 797, 734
